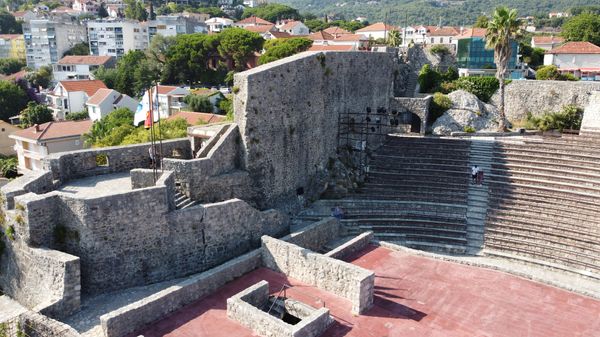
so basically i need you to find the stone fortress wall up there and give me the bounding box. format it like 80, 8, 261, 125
234, 51, 400, 210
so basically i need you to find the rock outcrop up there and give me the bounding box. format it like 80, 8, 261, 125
432, 90, 502, 135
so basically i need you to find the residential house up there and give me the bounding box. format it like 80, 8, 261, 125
544, 41, 600, 81
106, 4, 122, 18
243, 24, 277, 37
10, 120, 93, 172
323, 26, 352, 38
167, 111, 226, 125
139, 85, 190, 120
234, 16, 273, 28
400, 25, 429, 45
308, 31, 368, 51
147, 15, 207, 40
53, 55, 116, 81
277, 20, 309, 36
23, 19, 87, 69
190, 88, 226, 113
549, 12, 570, 18
11, 10, 38, 22
182, 12, 211, 24
426, 26, 460, 46
356, 22, 399, 40
0, 121, 22, 156
72, 0, 99, 13
531, 36, 564, 51
86, 88, 138, 121
454, 28, 520, 78
0, 34, 25, 59
261, 30, 291, 40
205, 17, 233, 33
47, 79, 108, 120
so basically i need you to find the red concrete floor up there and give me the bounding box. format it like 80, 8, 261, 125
131, 245, 600, 337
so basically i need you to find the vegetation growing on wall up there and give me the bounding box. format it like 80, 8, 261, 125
536, 65, 579, 81
429, 93, 453, 123
523, 105, 583, 131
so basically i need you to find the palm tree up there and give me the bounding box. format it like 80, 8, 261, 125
485, 6, 521, 131
387, 30, 401, 47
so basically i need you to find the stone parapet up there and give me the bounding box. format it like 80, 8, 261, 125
284, 217, 340, 252
325, 231, 374, 260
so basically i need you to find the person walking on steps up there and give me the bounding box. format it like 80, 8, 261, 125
471, 165, 479, 184
477, 168, 484, 185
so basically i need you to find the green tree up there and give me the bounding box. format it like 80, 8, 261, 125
93, 65, 118, 89
26, 65, 53, 89
124, 0, 148, 21
259, 37, 312, 65
184, 94, 213, 112
485, 6, 521, 131
474, 15, 489, 28
84, 107, 134, 146
0, 156, 18, 178
62, 42, 90, 56
417, 64, 442, 93
65, 110, 90, 121
0, 80, 28, 121
0, 11, 22, 34
241, 3, 301, 22
387, 30, 401, 47
304, 19, 329, 32
219, 96, 233, 120
536, 65, 578, 81
561, 13, 600, 46
163, 33, 220, 85
20, 102, 54, 127
217, 28, 264, 71
145, 34, 176, 76
0, 58, 26, 75
149, 2, 156, 20
98, 2, 109, 18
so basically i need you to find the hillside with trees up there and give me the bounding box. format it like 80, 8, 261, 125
274, 0, 600, 26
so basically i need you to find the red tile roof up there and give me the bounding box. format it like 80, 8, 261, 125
427, 26, 460, 36
308, 31, 335, 41
11, 120, 93, 141
532, 36, 564, 45
86, 88, 116, 105
236, 16, 273, 26
324, 27, 352, 36
0, 34, 23, 40
167, 111, 226, 125
456, 28, 487, 39
308, 45, 355, 52
334, 34, 366, 41
267, 31, 291, 39
0, 69, 28, 82
156, 85, 180, 95
59, 80, 107, 96
58, 55, 113, 65
279, 20, 303, 31
244, 24, 275, 33
356, 22, 399, 32
546, 41, 600, 54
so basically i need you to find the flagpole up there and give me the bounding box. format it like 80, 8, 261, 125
155, 83, 164, 171
148, 88, 157, 182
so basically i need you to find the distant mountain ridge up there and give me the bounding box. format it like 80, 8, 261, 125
273, 0, 599, 26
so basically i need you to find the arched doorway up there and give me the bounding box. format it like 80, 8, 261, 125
410, 113, 422, 133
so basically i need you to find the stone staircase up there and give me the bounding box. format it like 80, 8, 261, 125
465, 139, 494, 255
174, 191, 198, 210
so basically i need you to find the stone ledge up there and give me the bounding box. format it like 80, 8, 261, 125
325, 231, 374, 260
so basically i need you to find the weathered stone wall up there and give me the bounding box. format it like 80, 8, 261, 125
101, 249, 263, 337
1, 171, 54, 209
163, 124, 255, 204
325, 231, 374, 260
130, 168, 156, 189
261, 235, 374, 314
284, 217, 339, 252
44, 138, 191, 184
0, 239, 80, 319
19, 310, 81, 337
581, 91, 600, 135
226, 280, 331, 337
389, 96, 431, 132
234, 51, 398, 209
491, 80, 600, 121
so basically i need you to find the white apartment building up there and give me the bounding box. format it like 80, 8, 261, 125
205, 17, 233, 33
53, 55, 116, 81
147, 15, 207, 40
87, 19, 149, 58
23, 19, 87, 69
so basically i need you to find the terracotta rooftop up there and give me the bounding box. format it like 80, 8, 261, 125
308, 45, 355, 52
190, 88, 222, 96
334, 34, 367, 41
279, 20, 303, 30
156, 85, 180, 95
267, 31, 291, 39
168, 111, 226, 125
532, 36, 564, 44
324, 26, 352, 36
456, 28, 487, 38
236, 16, 273, 26
244, 24, 275, 33
546, 41, 600, 54
308, 31, 335, 41
427, 26, 460, 36
58, 55, 114, 65
0, 34, 23, 40
356, 22, 399, 32
86, 88, 117, 105
58, 80, 107, 97
11, 120, 93, 142
0, 69, 28, 82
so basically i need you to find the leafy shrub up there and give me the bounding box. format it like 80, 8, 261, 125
15, 203, 24, 211
5, 225, 15, 241
418, 64, 442, 93
451, 77, 499, 102
463, 125, 476, 133
430, 93, 453, 122
0, 156, 17, 178
66, 110, 90, 121
536, 65, 579, 81
184, 94, 213, 113
525, 105, 583, 131
430, 44, 450, 55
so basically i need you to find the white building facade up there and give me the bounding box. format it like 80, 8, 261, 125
23, 19, 87, 69
87, 19, 148, 58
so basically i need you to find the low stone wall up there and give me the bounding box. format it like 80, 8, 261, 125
325, 231, 374, 260
101, 249, 263, 337
261, 236, 374, 314
284, 217, 339, 252
0, 240, 80, 319
226, 280, 331, 337
130, 169, 156, 189
581, 91, 600, 135
491, 80, 600, 121
389, 96, 431, 133
1, 171, 54, 209
44, 138, 191, 184
20, 310, 81, 337
163, 124, 254, 204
